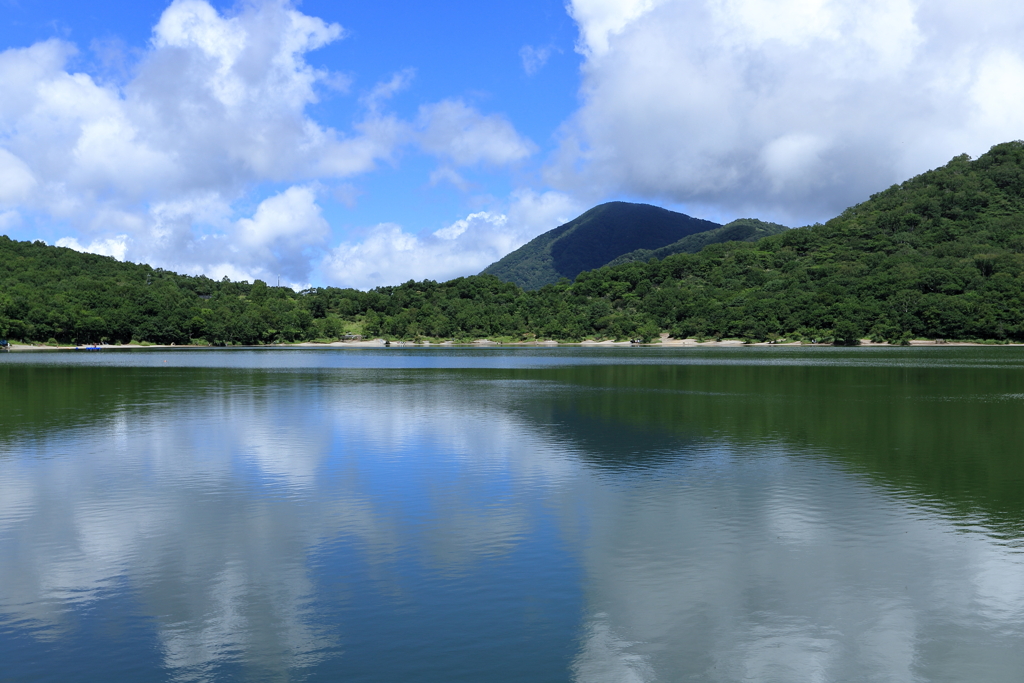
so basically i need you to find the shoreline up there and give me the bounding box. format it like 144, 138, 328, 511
4, 337, 1022, 352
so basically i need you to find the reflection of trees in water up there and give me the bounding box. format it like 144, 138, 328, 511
565, 440, 1024, 682
503, 361, 1024, 536
7, 357, 1024, 534
518, 394, 694, 472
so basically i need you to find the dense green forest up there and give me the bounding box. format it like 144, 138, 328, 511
602, 218, 788, 268
0, 240, 364, 345
4, 141, 1024, 345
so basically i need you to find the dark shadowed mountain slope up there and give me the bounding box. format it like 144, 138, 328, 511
481, 202, 720, 289
603, 218, 789, 268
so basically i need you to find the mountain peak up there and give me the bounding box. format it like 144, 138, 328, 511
481, 201, 720, 289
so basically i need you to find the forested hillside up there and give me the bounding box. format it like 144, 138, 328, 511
4, 141, 1024, 345
481, 201, 720, 289
365, 141, 1024, 344
603, 218, 788, 267
0, 238, 366, 345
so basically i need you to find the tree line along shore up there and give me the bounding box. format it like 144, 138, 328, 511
5, 142, 1024, 347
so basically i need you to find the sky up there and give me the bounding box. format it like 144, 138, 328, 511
2, 0, 1024, 289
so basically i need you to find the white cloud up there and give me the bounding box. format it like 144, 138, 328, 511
568, 0, 669, 57
237, 185, 328, 249
760, 133, 831, 193
428, 166, 470, 191
505, 186, 583, 231
186, 185, 330, 285
0, 2, 367, 207
968, 50, 1024, 136
321, 189, 580, 289
0, 148, 37, 205
361, 67, 415, 112
322, 217, 508, 290
54, 185, 329, 286
520, 45, 554, 75
417, 99, 537, 167
433, 211, 498, 240
0, 1, 365, 271
0, 1, 543, 287
556, 0, 1024, 224
232, 185, 330, 279
55, 235, 130, 260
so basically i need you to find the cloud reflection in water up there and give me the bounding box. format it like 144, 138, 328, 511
0, 362, 1023, 682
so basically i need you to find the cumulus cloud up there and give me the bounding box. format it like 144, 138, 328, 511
0, 148, 37, 206
137, 184, 331, 286
322, 189, 580, 289
555, 0, 1024, 224
0, 1, 384, 278
567, 0, 668, 57
0, 3, 367, 203
55, 235, 130, 260
0, 0, 538, 288
231, 185, 330, 280
417, 99, 537, 167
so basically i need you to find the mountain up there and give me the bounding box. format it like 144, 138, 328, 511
602, 218, 789, 268
8, 142, 1024, 346
359, 141, 1024, 343
481, 201, 720, 289
558, 141, 1024, 343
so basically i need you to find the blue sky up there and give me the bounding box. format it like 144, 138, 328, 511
3, 0, 1024, 288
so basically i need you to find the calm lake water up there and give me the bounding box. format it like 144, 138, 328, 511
2, 347, 1024, 682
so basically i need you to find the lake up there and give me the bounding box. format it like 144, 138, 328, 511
2, 347, 1023, 682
